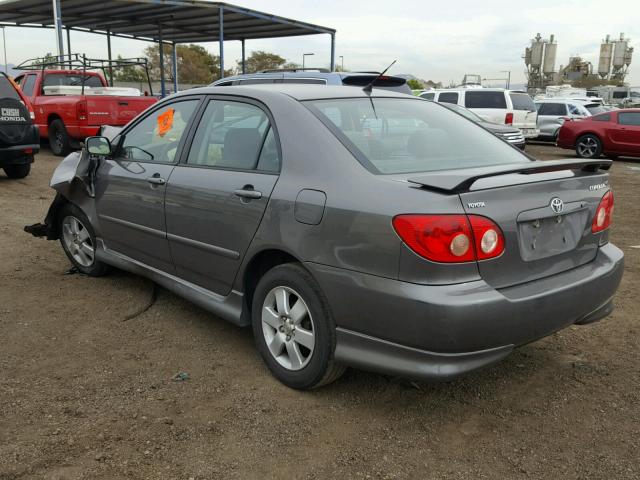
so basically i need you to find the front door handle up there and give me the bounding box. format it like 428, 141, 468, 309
234, 186, 262, 200
147, 175, 166, 185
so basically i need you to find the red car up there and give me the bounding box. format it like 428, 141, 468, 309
557, 109, 640, 159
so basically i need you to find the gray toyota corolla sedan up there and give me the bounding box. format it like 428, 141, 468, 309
27, 85, 624, 389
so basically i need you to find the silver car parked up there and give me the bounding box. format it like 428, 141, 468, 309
535, 100, 591, 140
27, 85, 623, 389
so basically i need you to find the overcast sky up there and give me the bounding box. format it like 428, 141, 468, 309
2, 0, 638, 85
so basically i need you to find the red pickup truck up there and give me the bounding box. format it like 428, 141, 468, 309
14, 69, 157, 156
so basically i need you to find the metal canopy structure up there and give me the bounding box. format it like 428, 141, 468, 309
0, 0, 336, 96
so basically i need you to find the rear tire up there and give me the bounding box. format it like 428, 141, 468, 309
49, 119, 72, 156
58, 203, 109, 276
3, 163, 31, 179
575, 134, 602, 159
251, 263, 345, 390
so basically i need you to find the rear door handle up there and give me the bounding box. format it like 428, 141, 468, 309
234, 187, 262, 199
147, 175, 166, 185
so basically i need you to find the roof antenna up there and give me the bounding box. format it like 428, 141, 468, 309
363, 60, 397, 95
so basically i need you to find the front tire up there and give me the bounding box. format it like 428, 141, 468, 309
49, 119, 72, 156
251, 263, 345, 389
3, 163, 31, 179
575, 134, 602, 159
58, 203, 109, 276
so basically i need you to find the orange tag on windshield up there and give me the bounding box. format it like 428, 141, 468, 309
157, 108, 174, 137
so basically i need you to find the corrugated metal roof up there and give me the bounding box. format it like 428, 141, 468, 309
0, 0, 335, 43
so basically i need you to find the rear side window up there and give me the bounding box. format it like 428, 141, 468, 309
438, 92, 459, 104
21, 75, 36, 96
0, 75, 21, 100
618, 112, 640, 126
593, 114, 611, 122
306, 97, 528, 175
186, 100, 278, 171
465, 91, 507, 109
537, 103, 567, 116
509, 93, 535, 111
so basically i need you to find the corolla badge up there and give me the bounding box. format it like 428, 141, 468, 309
549, 197, 564, 214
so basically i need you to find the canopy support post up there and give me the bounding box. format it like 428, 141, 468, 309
66, 27, 71, 67
158, 24, 165, 97
52, 0, 64, 61
219, 5, 225, 79
106, 29, 113, 86
330, 33, 336, 71
241, 38, 246, 74
172, 42, 178, 93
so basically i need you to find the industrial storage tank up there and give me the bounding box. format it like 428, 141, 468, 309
543, 35, 557, 75
598, 36, 613, 78
530, 35, 544, 68
613, 34, 628, 69
624, 47, 633, 67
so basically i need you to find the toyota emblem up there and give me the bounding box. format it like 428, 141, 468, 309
550, 197, 564, 214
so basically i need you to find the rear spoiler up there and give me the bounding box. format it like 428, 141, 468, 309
407, 159, 612, 193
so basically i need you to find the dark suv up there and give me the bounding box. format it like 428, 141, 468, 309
0, 72, 39, 178
211, 68, 412, 94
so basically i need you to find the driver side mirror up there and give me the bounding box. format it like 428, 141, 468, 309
85, 136, 112, 157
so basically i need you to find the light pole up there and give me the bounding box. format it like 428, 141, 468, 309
339, 55, 344, 70
500, 70, 511, 89
302, 52, 314, 69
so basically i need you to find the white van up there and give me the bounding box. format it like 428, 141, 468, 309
420, 88, 539, 138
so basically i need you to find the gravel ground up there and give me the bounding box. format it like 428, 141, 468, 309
1, 144, 638, 480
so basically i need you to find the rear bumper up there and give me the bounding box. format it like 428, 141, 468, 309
0, 144, 39, 166
521, 128, 540, 139
307, 243, 624, 381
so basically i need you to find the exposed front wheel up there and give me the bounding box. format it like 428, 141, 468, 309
49, 119, 72, 156
575, 134, 602, 159
251, 263, 345, 389
58, 203, 109, 276
3, 163, 31, 179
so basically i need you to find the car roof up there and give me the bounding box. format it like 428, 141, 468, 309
173, 84, 417, 101
215, 71, 390, 83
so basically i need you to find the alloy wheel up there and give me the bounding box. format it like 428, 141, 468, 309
61, 216, 95, 267
577, 137, 598, 157
261, 286, 315, 371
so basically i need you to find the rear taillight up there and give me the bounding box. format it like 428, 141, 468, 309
76, 100, 88, 121
392, 214, 505, 263
505, 112, 514, 125
592, 190, 614, 233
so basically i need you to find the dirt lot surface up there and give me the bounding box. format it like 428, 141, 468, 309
1, 144, 638, 480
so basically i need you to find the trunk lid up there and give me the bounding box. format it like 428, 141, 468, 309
85, 96, 156, 126
408, 159, 611, 288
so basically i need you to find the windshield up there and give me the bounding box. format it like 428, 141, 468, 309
305, 98, 529, 175
0, 74, 21, 100
585, 104, 607, 115
442, 103, 483, 122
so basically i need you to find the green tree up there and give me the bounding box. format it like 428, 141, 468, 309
407, 79, 424, 90
113, 55, 148, 82
238, 50, 287, 73
144, 44, 232, 84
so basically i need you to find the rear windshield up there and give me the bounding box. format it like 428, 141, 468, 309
509, 93, 535, 111
305, 98, 529, 175
465, 91, 507, 109
341, 75, 411, 94
585, 104, 607, 114
43, 73, 103, 90
0, 75, 21, 100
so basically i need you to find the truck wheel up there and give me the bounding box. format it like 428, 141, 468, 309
3, 164, 31, 179
49, 119, 72, 156
58, 203, 110, 276
251, 263, 345, 390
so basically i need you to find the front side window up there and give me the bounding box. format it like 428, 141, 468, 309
509, 93, 535, 111
420, 92, 435, 101
120, 100, 199, 163
187, 99, 278, 171
464, 91, 507, 109
618, 112, 640, 126
21, 75, 37, 96
438, 92, 458, 104
306, 97, 529, 175
568, 104, 589, 116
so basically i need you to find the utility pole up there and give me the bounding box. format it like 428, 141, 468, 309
52, 0, 64, 60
